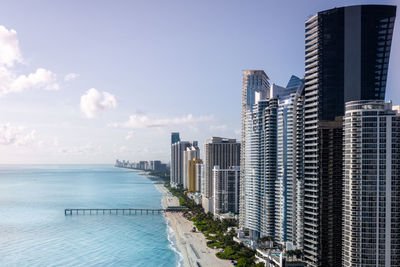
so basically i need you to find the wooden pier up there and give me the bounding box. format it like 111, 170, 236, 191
64, 206, 188, 216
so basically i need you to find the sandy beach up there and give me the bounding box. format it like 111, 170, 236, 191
152, 180, 232, 267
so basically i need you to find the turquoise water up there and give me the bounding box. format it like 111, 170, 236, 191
0, 165, 179, 267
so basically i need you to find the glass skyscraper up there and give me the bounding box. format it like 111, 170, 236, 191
171, 132, 180, 145
303, 5, 396, 267
274, 76, 305, 248
240, 70, 270, 229
243, 98, 277, 239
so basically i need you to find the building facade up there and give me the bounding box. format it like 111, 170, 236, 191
242, 98, 278, 239
303, 5, 396, 266
183, 143, 200, 189
212, 166, 240, 215
188, 158, 203, 192
197, 163, 205, 194
240, 70, 270, 228
342, 100, 400, 267
171, 140, 197, 188
204, 137, 241, 198
274, 76, 305, 249
171, 132, 180, 145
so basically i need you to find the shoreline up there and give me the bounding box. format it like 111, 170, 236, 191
149, 176, 232, 267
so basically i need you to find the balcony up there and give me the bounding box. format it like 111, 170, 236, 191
306, 25, 318, 36
306, 60, 318, 69
307, 49, 318, 59
305, 77, 318, 86
306, 38, 318, 47
305, 66, 318, 75
305, 15, 318, 29
305, 83, 318, 92
306, 43, 318, 53
305, 54, 318, 64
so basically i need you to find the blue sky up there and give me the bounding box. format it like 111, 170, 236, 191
0, 0, 398, 163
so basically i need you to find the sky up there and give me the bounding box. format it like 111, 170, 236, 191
0, 0, 399, 164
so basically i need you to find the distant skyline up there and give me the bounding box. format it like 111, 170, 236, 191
0, 0, 398, 163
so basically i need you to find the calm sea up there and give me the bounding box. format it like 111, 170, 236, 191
0, 165, 180, 267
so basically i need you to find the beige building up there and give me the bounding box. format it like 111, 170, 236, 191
188, 158, 202, 192
183, 144, 200, 189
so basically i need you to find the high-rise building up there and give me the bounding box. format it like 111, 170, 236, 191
171, 139, 197, 188
171, 132, 180, 145
149, 160, 163, 171
243, 98, 278, 240
294, 87, 305, 250
213, 166, 240, 215
204, 137, 241, 198
197, 163, 205, 194
183, 143, 200, 189
139, 161, 148, 170
342, 100, 400, 267
188, 158, 203, 192
274, 76, 305, 249
170, 132, 181, 186
303, 5, 396, 266
240, 74, 306, 243
240, 70, 270, 231
152, 160, 162, 171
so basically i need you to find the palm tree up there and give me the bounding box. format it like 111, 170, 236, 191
286, 250, 294, 261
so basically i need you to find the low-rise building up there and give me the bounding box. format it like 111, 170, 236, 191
256, 248, 305, 267
202, 196, 213, 214
186, 192, 202, 205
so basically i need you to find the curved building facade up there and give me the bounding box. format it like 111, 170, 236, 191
343, 100, 400, 266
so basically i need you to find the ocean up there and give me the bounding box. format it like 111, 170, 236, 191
0, 165, 180, 267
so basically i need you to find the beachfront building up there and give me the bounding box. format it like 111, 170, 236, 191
242, 98, 277, 240
203, 137, 240, 212
256, 248, 306, 267
212, 166, 240, 215
239, 73, 307, 244
171, 132, 180, 145
188, 158, 203, 192
197, 162, 205, 194
139, 161, 149, 170
303, 5, 396, 266
171, 138, 198, 188
183, 143, 200, 190
240, 70, 270, 229
342, 100, 400, 267
149, 160, 166, 171
273, 76, 305, 249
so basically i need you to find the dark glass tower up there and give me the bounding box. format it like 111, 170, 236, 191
303, 5, 396, 267
171, 132, 180, 145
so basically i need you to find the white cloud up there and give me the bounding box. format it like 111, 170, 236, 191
0, 25, 22, 67
0, 123, 36, 146
0, 25, 59, 96
64, 73, 79, 81
80, 88, 117, 118
0, 66, 59, 96
234, 129, 241, 136
11, 68, 59, 91
111, 113, 215, 129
